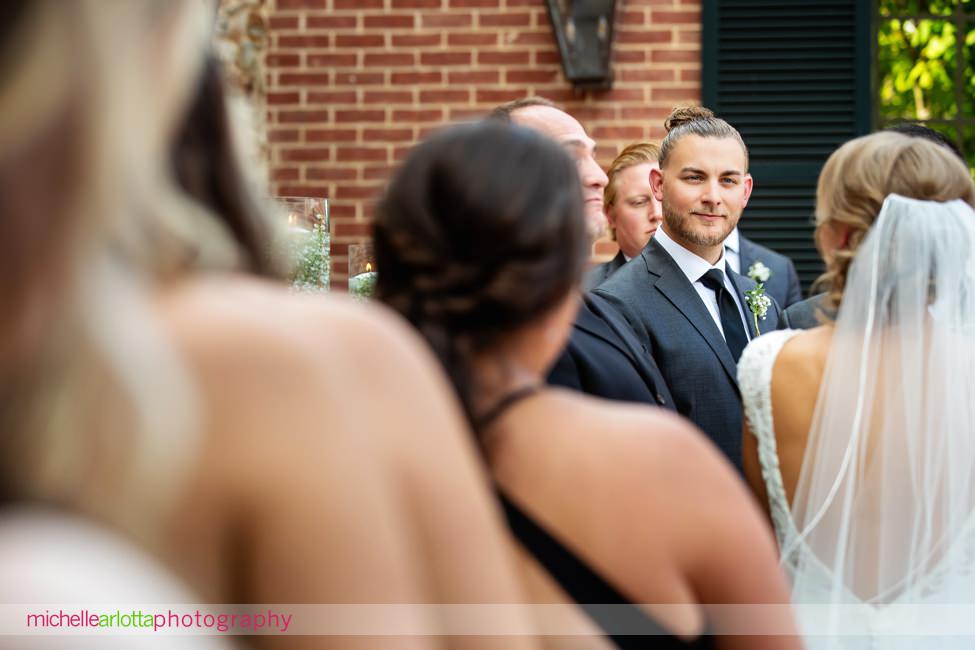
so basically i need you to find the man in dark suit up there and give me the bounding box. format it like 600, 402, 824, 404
725, 227, 802, 308
490, 97, 676, 411
595, 107, 782, 469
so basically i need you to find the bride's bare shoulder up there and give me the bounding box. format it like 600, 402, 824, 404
775, 325, 833, 381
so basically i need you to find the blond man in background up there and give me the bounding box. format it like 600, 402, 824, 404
586, 142, 663, 290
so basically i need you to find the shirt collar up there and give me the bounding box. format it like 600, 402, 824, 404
655, 225, 728, 285
724, 227, 740, 254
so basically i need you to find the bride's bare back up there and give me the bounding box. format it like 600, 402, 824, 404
743, 325, 833, 514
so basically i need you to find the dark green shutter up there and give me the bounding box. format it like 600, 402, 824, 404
702, 0, 873, 294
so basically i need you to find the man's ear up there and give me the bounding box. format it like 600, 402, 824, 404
649, 166, 664, 201
741, 173, 754, 207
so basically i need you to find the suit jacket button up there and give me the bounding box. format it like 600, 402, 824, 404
656, 393, 666, 405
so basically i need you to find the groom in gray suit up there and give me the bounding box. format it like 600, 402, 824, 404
595, 107, 782, 469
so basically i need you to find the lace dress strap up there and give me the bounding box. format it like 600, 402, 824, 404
738, 329, 802, 548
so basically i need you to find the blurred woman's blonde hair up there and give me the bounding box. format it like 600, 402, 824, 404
0, 0, 242, 538
814, 131, 975, 313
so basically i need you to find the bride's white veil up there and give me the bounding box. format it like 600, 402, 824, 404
783, 194, 975, 628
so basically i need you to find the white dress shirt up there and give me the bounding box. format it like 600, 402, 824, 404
724, 227, 741, 274
655, 226, 752, 342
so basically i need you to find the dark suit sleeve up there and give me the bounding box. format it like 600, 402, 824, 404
547, 345, 583, 391
784, 260, 802, 308
777, 305, 793, 330
591, 288, 652, 349
771, 295, 784, 323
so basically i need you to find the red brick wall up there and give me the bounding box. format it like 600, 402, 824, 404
265, 0, 701, 285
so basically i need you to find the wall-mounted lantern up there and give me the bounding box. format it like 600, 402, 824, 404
545, 0, 617, 91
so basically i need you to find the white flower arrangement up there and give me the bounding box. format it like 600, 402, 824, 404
747, 260, 771, 283
744, 284, 772, 334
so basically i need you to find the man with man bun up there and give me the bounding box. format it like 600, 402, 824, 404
596, 106, 782, 469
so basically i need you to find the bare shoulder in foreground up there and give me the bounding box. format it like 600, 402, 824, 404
491, 389, 801, 649
156, 277, 535, 648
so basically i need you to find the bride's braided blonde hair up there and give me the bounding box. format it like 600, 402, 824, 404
814, 132, 975, 315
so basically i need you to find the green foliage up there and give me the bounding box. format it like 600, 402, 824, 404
876, 0, 975, 173
880, 0, 972, 18
290, 222, 331, 293
878, 18, 957, 121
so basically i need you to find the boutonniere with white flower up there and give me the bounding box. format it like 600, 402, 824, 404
744, 284, 772, 334
747, 260, 771, 283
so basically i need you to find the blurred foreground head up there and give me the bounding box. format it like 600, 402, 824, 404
374, 122, 589, 421
0, 0, 234, 365
171, 55, 280, 278
0, 0, 242, 521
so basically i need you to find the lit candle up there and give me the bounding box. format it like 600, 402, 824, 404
349, 265, 377, 299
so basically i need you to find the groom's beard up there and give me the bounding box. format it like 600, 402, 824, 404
662, 201, 738, 249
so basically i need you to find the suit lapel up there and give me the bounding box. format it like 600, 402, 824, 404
643, 242, 739, 383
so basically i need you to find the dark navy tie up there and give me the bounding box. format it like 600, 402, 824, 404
699, 268, 748, 362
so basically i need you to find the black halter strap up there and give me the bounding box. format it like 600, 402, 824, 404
474, 384, 541, 431
476, 386, 709, 647
498, 491, 689, 647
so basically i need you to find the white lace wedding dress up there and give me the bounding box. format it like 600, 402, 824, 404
739, 329, 883, 647
740, 319, 975, 649
738, 197, 975, 650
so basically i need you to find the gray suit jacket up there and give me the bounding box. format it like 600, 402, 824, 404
778, 292, 835, 330
739, 236, 802, 308
583, 250, 626, 291
594, 238, 783, 469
